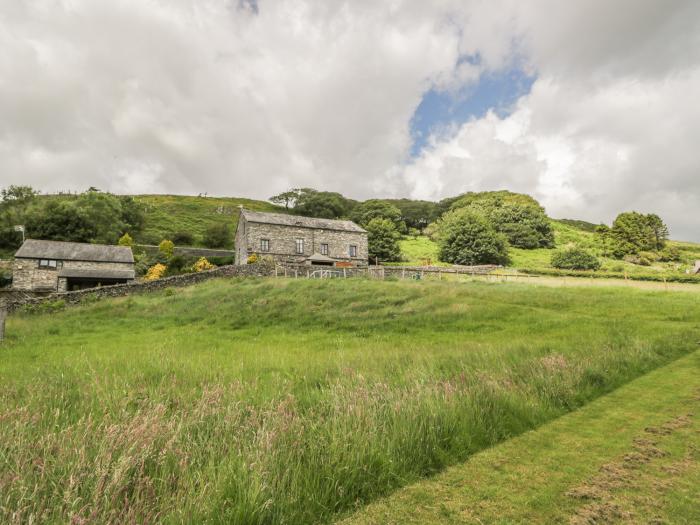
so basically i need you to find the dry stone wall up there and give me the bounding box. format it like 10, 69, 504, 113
3, 263, 274, 314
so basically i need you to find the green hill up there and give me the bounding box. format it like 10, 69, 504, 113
133, 194, 283, 247
2, 277, 700, 523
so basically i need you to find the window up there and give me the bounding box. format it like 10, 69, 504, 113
320, 243, 329, 256
260, 239, 270, 252
349, 245, 357, 258
295, 239, 304, 254
38, 259, 58, 269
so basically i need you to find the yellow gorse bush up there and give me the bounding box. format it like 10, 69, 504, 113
145, 263, 167, 281
193, 257, 215, 272
247, 253, 258, 264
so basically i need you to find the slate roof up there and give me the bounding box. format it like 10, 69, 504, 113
241, 210, 366, 233
15, 239, 134, 264
58, 268, 136, 279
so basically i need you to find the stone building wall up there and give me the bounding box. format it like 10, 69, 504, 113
13, 258, 135, 292
237, 220, 368, 266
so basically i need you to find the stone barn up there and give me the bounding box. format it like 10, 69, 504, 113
235, 209, 368, 267
13, 239, 135, 292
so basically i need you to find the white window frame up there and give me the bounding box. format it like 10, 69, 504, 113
349, 245, 357, 258
320, 243, 329, 256
295, 238, 304, 254
260, 239, 270, 252
38, 259, 58, 269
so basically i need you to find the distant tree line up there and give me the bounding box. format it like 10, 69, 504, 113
0, 186, 145, 251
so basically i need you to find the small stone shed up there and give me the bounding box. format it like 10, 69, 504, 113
13, 239, 135, 292
235, 209, 368, 267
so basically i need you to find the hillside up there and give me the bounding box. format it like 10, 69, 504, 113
3, 277, 700, 523
133, 194, 283, 247
400, 220, 700, 279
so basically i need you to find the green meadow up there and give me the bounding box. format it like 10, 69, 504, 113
2, 278, 700, 524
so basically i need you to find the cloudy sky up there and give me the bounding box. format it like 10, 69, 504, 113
2, 1, 699, 240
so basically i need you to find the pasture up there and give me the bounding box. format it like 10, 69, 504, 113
2, 278, 700, 524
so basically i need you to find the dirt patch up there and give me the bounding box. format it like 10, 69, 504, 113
566, 412, 695, 524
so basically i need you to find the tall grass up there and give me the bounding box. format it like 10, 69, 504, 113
1, 278, 699, 523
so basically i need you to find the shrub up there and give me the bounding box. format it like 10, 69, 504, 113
551, 247, 601, 271
658, 245, 681, 262
170, 231, 195, 246
435, 208, 509, 265
166, 255, 189, 275
366, 218, 402, 263
145, 263, 167, 281
208, 255, 234, 266
247, 253, 258, 264
193, 257, 215, 272
158, 239, 175, 259
203, 223, 232, 248
118, 233, 134, 247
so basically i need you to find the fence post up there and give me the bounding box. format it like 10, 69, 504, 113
0, 299, 6, 343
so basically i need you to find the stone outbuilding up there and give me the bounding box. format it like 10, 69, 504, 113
13, 239, 135, 292
235, 209, 368, 267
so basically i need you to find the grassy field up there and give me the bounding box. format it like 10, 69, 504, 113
133, 194, 282, 247
2, 278, 700, 523
343, 349, 700, 524
399, 220, 700, 279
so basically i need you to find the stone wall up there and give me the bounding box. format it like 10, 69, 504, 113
3, 263, 275, 314
137, 245, 235, 259
238, 220, 368, 266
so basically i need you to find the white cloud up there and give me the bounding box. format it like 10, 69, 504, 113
1, 0, 700, 239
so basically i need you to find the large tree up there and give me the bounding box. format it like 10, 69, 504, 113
435, 208, 509, 266
600, 211, 670, 257
350, 200, 405, 232
365, 218, 402, 263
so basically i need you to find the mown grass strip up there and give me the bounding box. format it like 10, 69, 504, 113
341, 350, 700, 525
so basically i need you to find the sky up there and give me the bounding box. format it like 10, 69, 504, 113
1, 0, 699, 240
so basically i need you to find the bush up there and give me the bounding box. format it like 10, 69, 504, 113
193, 257, 215, 272
435, 209, 509, 266
170, 231, 195, 246
158, 239, 175, 259
658, 245, 681, 262
118, 233, 134, 247
551, 247, 601, 271
247, 253, 258, 264
166, 255, 189, 275
145, 263, 167, 281
203, 223, 232, 248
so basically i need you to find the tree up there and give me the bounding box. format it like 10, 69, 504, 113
387, 199, 439, 231
203, 222, 232, 248
599, 211, 670, 258
159, 239, 175, 259
118, 233, 134, 247
350, 200, 405, 232
269, 189, 305, 209
24, 200, 96, 243
645, 213, 669, 250
366, 218, 402, 262
1, 185, 38, 204
435, 208, 509, 266
293, 190, 356, 219
450, 194, 554, 250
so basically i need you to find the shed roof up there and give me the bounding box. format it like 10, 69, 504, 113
58, 268, 136, 280
307, 253, 336, 263
241, 209, 365, 233
15, 239, 134, 264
